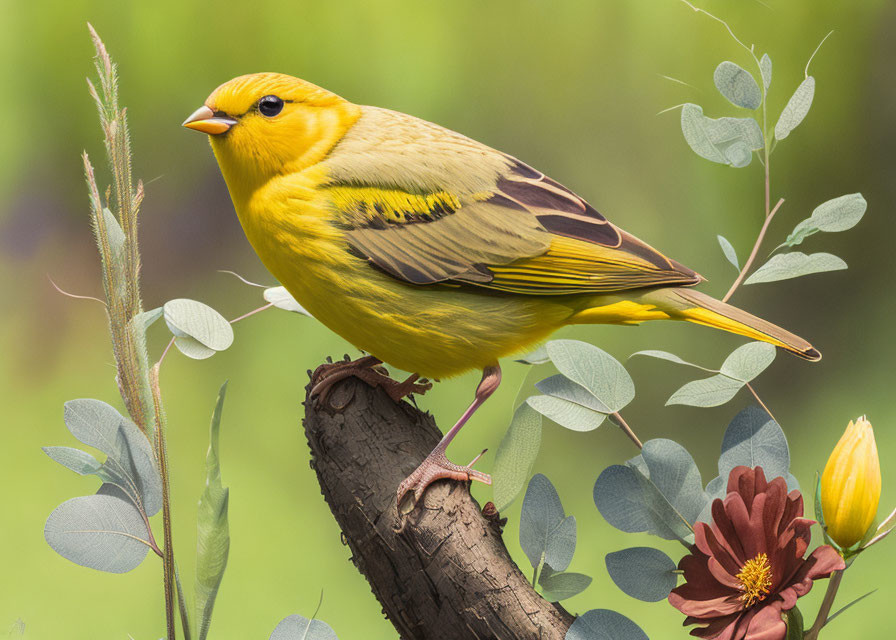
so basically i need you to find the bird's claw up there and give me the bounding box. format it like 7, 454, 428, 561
396, 450, 490, 516
310, 356, 430, 409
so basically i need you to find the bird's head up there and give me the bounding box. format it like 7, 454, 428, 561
183, 73, 360, 197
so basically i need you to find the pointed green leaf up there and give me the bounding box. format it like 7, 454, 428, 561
785, 606, 804, 640
826, 590, 877, 625
492, 403, 543, 512
680, 103, 763, 167
719, 406, 790, 481
566, 609, 648, 640
545, 340, 633, 412
641, 439, 708, 525
760, 53, 772, 89
666, 375, 744, 407
605, 547, 678, 602
196, 384, 230, 640
713, 61, 762, 109
775, 76, 815, 140
630, 350, 714, 372
520, 474, 575, 570
45, 493, 152, 573
720, 342, 776, 382
717, 235, 740, 270
263, 286, 313, 316
745, 252, 847, 285
538, 566, 592, 602
515, 345, 550, 365
133, 306, 164, 331
63, 399, 162, 516
785, 194, 867, 247
43, 446, 103, 475
163, 299, 233, 351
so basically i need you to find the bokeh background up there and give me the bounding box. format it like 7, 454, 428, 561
2, 0, 893, 638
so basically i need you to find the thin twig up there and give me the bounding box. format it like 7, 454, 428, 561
745, 382, 777, 423
722, 198, 784, 302
805, 569, 843, 639
230, 302, 274, 324
611, 412, 644, 449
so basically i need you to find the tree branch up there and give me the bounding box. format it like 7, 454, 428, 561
302, 363, 574, 639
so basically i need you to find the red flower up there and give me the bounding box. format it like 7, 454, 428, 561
668, 466, 845, 639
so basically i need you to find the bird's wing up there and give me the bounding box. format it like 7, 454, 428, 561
322, 108, 701, 294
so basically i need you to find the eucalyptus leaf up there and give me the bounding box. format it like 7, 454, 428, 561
697, 474, 728, 523
133, 306, 163, 331
43, 446, 102, 475
45, 493, 152, 573
718, 235, 740, 270
605, 547, 678, 602
775, 76, 815, 140
163, 298, 234, 351
492, 404, 543, 512
565, 609, 648, 640
196, 384, 230, 640
174, 335, 217, 360
526, 395, 607, 432
593, 456, 694, 543
713, 61, 761, 109
745, 252, 847, 285
263, 286, 313, 316
269, 615, 338, 640
680, 103, 763, 167
719, 342, 776, 382
545, 340, 634, 412
641, 439, 708, 525
718, 406, 790, 481
760, 53, 772, 89
515, 345, 551, 365
538, 567, 592, 602
63, 399, 161, 516
520, 474, 575, 571
785, 194, 867, 247
666, 374, 744, 408
630, 350, 712, 372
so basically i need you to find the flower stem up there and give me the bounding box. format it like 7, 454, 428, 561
805, 569, 844, 639
745, 382, 777, 423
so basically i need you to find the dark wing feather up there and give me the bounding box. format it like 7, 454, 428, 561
328, 157, 701, 294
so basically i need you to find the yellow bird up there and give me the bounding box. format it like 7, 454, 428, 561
183, 73, 819, 509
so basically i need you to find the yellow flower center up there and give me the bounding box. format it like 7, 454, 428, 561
736, 553, 773, 607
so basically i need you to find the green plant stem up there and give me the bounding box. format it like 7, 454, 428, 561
722, 197, 784, 303
805, 569, 844, 640
151, 363, 177, 640
610, 412, 643, 449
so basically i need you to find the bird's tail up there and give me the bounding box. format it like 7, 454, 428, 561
570, 287, 821, 361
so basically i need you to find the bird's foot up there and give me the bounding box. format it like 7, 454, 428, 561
310, 355, 430, 409
396, 449, 490, 515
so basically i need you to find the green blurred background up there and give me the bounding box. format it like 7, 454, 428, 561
2, 0, 893, 637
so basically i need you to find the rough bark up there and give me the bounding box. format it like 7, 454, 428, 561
302, 366, 574, 640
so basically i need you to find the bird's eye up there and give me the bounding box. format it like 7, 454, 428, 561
258, 95, 284, 117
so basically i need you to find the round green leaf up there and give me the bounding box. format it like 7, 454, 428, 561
719, 406, 789, 481
714, 61, 762, 109
545, 340, 633, 412
719, 342, 776, 382
744, 252, 847, 285
666, 374, 744, 407
263, 286, 313, 316
45, 493, 152, 573
566, 609, 648, 640
163, 298, 233, 351
519, 474, 575, 571
605, 547, 678, 602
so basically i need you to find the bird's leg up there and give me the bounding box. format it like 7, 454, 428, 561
310, 355, 431, 408
397, 364, 502, 514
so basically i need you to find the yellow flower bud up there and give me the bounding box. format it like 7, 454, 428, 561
821, 416, 881, 549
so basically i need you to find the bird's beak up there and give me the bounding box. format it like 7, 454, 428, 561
182, 105, 237, 135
